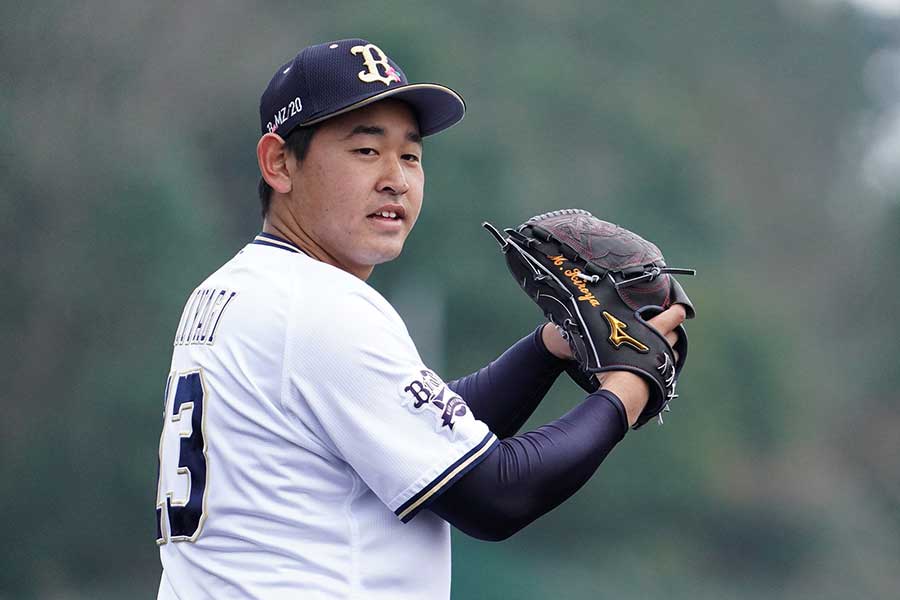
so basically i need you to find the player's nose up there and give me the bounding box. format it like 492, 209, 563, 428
376, 156, 410, 196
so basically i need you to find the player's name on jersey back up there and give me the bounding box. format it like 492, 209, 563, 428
173, 287, 237, 346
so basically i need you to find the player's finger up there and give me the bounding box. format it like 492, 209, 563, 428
664, 330, 678, 347
646, 304, 687, 336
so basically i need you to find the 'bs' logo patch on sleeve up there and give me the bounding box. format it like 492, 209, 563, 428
401, 369, 470, 437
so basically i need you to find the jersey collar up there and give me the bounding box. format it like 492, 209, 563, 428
251, 232, 304, 254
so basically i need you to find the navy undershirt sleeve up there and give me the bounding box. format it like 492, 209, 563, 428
429, 390, 629, 541
447, 326, 570, 438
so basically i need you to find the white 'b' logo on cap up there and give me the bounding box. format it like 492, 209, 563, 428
350, 43, 402, 86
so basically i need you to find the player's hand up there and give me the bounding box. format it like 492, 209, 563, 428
541, 322, 576, 360
596, 304, 687, 426
544, 304, 685, 362
647, 304, 687, 361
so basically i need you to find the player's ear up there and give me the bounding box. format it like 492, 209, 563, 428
257, 133, 293, 194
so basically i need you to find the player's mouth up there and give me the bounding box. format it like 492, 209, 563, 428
367, 204, 406, 223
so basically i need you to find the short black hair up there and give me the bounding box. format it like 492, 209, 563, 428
258, 124, 320, 218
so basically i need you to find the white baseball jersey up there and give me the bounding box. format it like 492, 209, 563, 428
155, 232, 497, 600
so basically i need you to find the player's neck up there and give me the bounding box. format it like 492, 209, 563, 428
261, 217, 374, 281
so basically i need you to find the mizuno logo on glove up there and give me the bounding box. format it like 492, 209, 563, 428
602, 311, 649, 353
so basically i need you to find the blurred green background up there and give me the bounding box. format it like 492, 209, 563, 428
3, 1, 899, 598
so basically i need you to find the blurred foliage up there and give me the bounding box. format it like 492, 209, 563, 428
2, 1, 899, 598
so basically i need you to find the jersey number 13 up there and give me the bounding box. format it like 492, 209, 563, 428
155, 370, 209, 544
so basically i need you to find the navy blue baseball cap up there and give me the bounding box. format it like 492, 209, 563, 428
260, 38, 466, 138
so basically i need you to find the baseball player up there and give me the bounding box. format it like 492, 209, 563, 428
154, 38, 688, 600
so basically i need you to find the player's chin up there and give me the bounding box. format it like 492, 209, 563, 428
377, 243, 405, 264
361, 239, 407, 266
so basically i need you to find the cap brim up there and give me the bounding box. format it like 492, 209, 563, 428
299, 83, 465, 137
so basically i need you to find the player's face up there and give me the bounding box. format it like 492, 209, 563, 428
286, 100, 424, 279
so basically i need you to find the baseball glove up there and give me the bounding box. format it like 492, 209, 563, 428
484, 209, 696, 429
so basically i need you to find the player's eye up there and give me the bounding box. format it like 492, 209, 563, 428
354, 147, 378, 156
402, 153, 420, 163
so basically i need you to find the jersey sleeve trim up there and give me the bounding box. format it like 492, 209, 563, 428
395, 431, 499, 523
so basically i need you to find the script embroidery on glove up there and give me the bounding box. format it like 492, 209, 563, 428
549, 255, 601, 307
